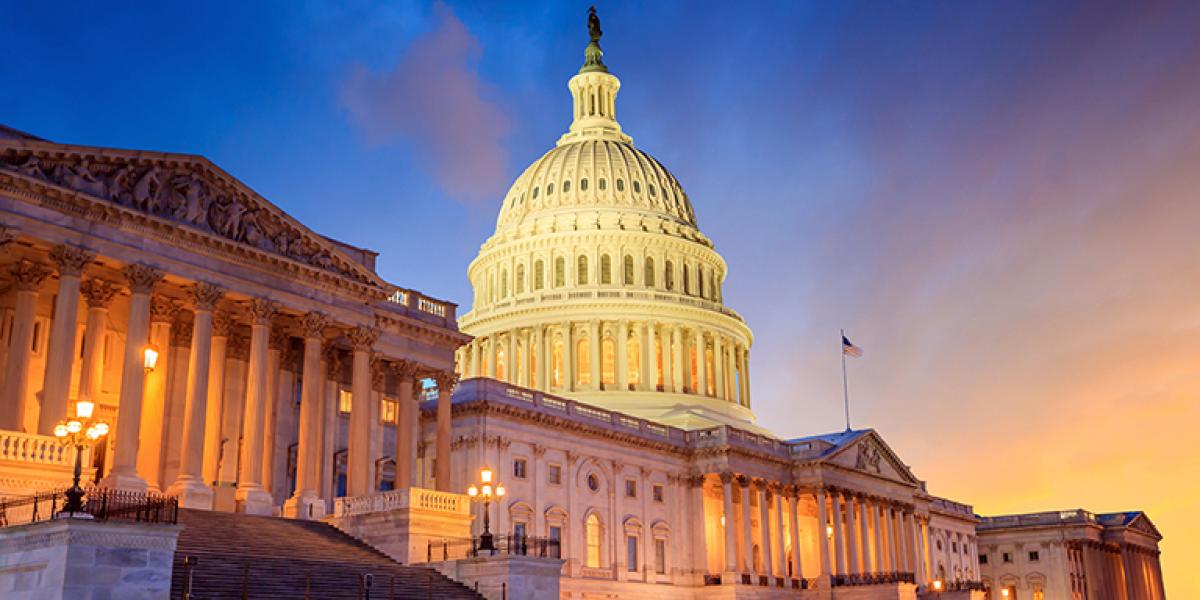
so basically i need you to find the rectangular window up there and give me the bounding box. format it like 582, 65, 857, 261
513, 458, 527, 479
548, 464, 562, 485
979, 554, 989, 564
625, 479, 637, 498
514, 522, 527, 541
548, 525, 562, 558
380, 398, 398, 423
1028, 550, 1040, 562
1003, 552, 1013, 563
626, 536, 638, 572
338, 389, 352, 414
655, 539, 666, 574
652, 484, 664, 503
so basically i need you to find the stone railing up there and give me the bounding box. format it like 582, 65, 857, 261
0, 430, 79, 467
464, 287, 745, 323
331, 486, 469, 518
381, 287, 457, 327
977, 508, 1094, 530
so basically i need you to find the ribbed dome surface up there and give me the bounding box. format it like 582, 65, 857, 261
495, 139, 697, 230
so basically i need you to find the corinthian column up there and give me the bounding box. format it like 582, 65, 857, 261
261, 328, 288, 494
77, 279, 119, 407
201, 311, 230, 484
346, 326, 378, 497
169, 282, 223, 508
641, 321, 654, 391
0, 260, 51, 431
235, 298, 277, 514
137, 295, 179, 492
788, 487, 803, 580
434, 371, 457, 491
284, 311, 329, 519
670, 325, 683, 393
720, 473, 738, 576
102, 264, 163, 491
758, 481, 774, 579
616, 320, 629, 390
39, 245, 95, 433
392, 360, 419, 489
712, 334, 725, 401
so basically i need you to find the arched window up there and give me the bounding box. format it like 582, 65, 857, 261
577, 255, 589, 285
516, 265, 525, 294
552, 338, 564, 387
534, 260, 545, 290
616, 179, 625, 192
697, 269, 705, 299
547, 182, 554, 195
555, 257, 565, 287
580, 178, 589, 191
600, 254, 612, 284
599, 178, 607, 191
600, 337, 616, 386
576, 339, 591, 387
532, 186, 539, 199
562, 180, 571, 193
664, 260, 674, 291
586, 514, 602, 568
644, 257, 655, 287
633, 180, 641, 194
501, 269, 508, 298
627, 336, 640, 389
623, 255, 634, 285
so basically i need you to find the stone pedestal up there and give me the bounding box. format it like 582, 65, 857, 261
328, 487, 471, 565
430, 555, 565, 600
282, 492, 327, 520
168, 476, 214, 510
0, 517, 180, 600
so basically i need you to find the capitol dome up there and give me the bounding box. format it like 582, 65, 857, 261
457, 17, 757, 431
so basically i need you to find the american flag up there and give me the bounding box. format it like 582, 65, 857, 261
842, 335, 863, 358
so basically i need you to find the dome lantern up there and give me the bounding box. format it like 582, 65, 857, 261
558, 7, 632, 146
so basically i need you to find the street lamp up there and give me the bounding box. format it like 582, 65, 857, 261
1001, 588, 1010, 599
143, 344, 159, 372
467, 466, 505, 552
53, 399, 110, 515
932, 579, 943, 598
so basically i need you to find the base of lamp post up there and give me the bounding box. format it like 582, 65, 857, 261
479, 532, 495, 552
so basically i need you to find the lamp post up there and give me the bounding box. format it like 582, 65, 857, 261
53, 399, 110, 515
467, 466, 505, 552
932, 578, 943, 599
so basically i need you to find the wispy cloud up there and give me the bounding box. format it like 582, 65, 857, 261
340, 2, 510, 204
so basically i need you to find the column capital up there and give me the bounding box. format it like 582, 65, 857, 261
172, 320, 193, 347
347, 325, 379, 351
247, 297, 279, 325
189, 282, 224, 311
300, 311, 330, 339
689, 474, 708, 488
150, 295, 182, 323
753, 478, 768, 492
434, 370, 459, 390
49, 244, 96, 276
81, 278, 120, 308
718, 471, 735, 485
11, 260, 52, 291
736, 474, 751, 487
123, 264, 163, 294
392, 358, 420, 382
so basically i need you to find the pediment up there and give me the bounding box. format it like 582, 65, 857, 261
1127, 513, 1162, 539
824, 430, 920, 485
0, 142, 384, 288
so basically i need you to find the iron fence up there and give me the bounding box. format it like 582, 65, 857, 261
425, 534, 562, 562
0, 486, 178, 527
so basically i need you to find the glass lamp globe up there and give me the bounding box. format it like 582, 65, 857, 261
496, 485, 506, 497
75, 399, 95, 419
94, 422, 109, 436
468, 485, 479, 497
66, 420, 82, 434
480, 468, 493, 483
53, 423, 68, 438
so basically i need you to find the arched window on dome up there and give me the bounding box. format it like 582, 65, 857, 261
600, 337, 616, 388
697, 269, 705, 299
577, 255, 589, 285
552, 337, 563, 388
627, 335, 640, 390
682, 264, 691, 296
516, 264, 525, 295
664, 260, 674, 291
600, 254, 612, 285
532, 186, 539, 199
585, 514, 602, 568
616, 179, 625, 192
562, 180, 570, 193
709, 275, 717, 301
580, 178, 589, 191
633, 180, 641, 194
501, 269, 508, 298
599, 178, 607, 191
547, 183, 554, 195
555, 257, 565, 287
534, 260, 545, 290
649, 184, 656, 197
623, 255, 634, 285
576, 338, 591, 387
644, 257, 655, 288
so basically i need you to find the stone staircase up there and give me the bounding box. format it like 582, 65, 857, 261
171, 508, 483, 599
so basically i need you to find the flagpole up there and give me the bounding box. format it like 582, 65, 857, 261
841, 328, 850, 431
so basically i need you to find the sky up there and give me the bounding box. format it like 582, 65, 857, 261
3, 0, 1198, 594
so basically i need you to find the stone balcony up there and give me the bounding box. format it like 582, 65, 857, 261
0, 429, 91, 497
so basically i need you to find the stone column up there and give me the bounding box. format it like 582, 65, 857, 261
283, 312, 328, 518
319, 345, 342, 504
741, 347, 751, 406
77, 279, 118, 406
816, 488, 831, 585
434, 371, 456, 491
641, 322, 654, 391
694, 330, 707, 396
261, 329, 288, 495
885, 506, 898, 572
346, 326, 378, 497
392, 360, 418, 489
102, 264, 163, 491
535, 327, 548, 390
201, 311, 230, 485
506, 331, 516, 383
845, 493, 860, 576
588, 320, 600, 391
739, 476, 753, 574
871, 501, 885, 572
561, 322, 573, 391
0, 260, 51, 431
168, 283, 223, 508
859, 496, 874, 574
234, 298, 277, 514
788, 487, 803, 580
161, 320, 192, 488
486, 336, 497, 378
720, 473, 738, 576
831, 490, 846, 577
712, 334, 725, 401
136, 295, 179, 493
616, 320, 629, 390
670, 326, 683, 393
468, 340, 479, 378
39, 245, 95, 433
772, 484, 785, 582
907, 511, 920, 577
757, 481, 773, 579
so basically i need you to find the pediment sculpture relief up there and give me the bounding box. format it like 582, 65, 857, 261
855, 441, 883, 474
1, 151, 371, 284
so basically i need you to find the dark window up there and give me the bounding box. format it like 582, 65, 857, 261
633, 180, 641, 193
625, 479, 637, 498
562, 180, 571, 193
655, 539, 666, 574
1003, 552, 1013, 563
652, 485, 664, 502
616, 179, 625, 192
599, 178, 607, 190
548, 464, 562, 485
549, 526, 562, 558
513, 458, 527, 479
532, 186, 539, 198
627, 536, 638, 571
587, 473, 599, 491
580, 178, 589, 191
1029, 551, 1040, 562
514, 522, 526, 541
547, 183, 554, 195
979, 554, 989, 565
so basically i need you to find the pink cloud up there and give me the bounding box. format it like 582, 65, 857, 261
340, 3, 510, 203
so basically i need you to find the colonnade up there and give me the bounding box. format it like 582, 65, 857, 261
713, 476, 931, 588
0, 235, 457, 518
459, 320, 750, 406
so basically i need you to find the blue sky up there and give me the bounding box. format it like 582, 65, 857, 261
4, 2, 1199, 591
